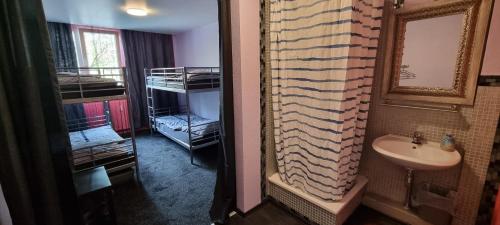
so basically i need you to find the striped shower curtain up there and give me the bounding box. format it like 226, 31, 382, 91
271, 0, 383, 201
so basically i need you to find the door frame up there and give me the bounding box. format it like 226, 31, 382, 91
0, 0, 237, 224
214, 0, 237, 219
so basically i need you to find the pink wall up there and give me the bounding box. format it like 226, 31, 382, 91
230, 0, 261, 213
482, 0, 500, 76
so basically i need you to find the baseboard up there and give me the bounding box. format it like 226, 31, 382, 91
234, 198, 270, 217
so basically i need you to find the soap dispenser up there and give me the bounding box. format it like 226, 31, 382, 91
441, 133, 456, 151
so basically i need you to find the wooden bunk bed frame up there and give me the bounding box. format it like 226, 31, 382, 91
144, 67, 220, 165
57, 67, 139, 181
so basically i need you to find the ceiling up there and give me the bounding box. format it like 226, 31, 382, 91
42, 0, 219, 34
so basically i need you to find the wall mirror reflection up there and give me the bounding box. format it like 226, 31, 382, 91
398, 13, 464, 89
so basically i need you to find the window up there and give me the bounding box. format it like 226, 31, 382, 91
78, 29, 122, 68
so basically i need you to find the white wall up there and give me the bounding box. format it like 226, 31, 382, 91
183, 90, 220, 120
0, 184, 12, 225
173, 22, 220, 120
399, 14, 463, 88
173, 22, 220, 67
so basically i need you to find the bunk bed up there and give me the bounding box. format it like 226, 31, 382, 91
56, 67, 139, 181
57, 67, 127, 104
145, 67, 220, 164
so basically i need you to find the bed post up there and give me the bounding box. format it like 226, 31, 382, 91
183, 68, 194, 165
145, 68, 154, 135
104, 100, 111, 125
125, 67, 140, 181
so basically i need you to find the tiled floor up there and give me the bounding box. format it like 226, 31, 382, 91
228, 201, 404, 225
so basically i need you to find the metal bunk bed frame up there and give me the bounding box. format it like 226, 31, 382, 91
66, 114, 135, 173
57, 67, 139, 180
144, 67, 220, 165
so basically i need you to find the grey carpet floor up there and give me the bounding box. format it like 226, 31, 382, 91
113, 134, 218, 225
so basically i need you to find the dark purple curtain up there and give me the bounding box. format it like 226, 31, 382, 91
121, 30, 178, 129
46, 22, 87, 129
1, 0, 80, 223
46, 22, 78, 69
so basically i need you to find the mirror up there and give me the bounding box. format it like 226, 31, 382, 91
399, 14, 464, 89
381, 0, 494, 106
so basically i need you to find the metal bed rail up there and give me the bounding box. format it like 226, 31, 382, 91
152, 115, 220, 142
72, 138, 135, 173
145, 67, 220, 92
147, 105, 220, 163
147, 106, 220, 136
149, 106, 188, 116
190, 121, 220, 145
65, 104, 138, 176
68, 114, 135, 173
66, 114, 110, 132
57, 67, 126, 100
148, 106, 186, 132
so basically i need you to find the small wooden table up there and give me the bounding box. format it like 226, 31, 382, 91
74, 167, 116, 225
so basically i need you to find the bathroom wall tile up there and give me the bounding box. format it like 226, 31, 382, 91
360, 86, 500, 225
477, 125, 500, 224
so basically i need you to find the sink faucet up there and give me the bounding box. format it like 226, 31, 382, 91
411, 131, 423, 145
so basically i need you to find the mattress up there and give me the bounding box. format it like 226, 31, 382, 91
69, 125, 124, 150
184, 67, 220, 74
69, 125, 130, 166
146, 69, 220, 90
57, 74, 125, 99
146, 77, 184, 89
72, 142, 131, 166
185, 73, 219, 81
184, 68, 219, 80
147, 74, 219, 82
58, 75, 119, 89
155, 114, 218, 137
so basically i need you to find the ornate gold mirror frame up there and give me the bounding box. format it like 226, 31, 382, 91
381, 0, 493, 106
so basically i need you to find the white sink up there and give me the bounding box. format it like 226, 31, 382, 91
372, 134, 461, 170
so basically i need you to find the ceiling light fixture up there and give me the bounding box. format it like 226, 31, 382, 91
126, 8, 148, 16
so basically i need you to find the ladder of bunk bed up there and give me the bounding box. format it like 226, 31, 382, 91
145, 68, 156, 135
124, 67, 140, 181
147, 89, 155, 134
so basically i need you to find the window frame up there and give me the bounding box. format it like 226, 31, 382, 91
78, 28, 123, 68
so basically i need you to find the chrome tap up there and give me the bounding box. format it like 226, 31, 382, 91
411, 131, 423, 145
